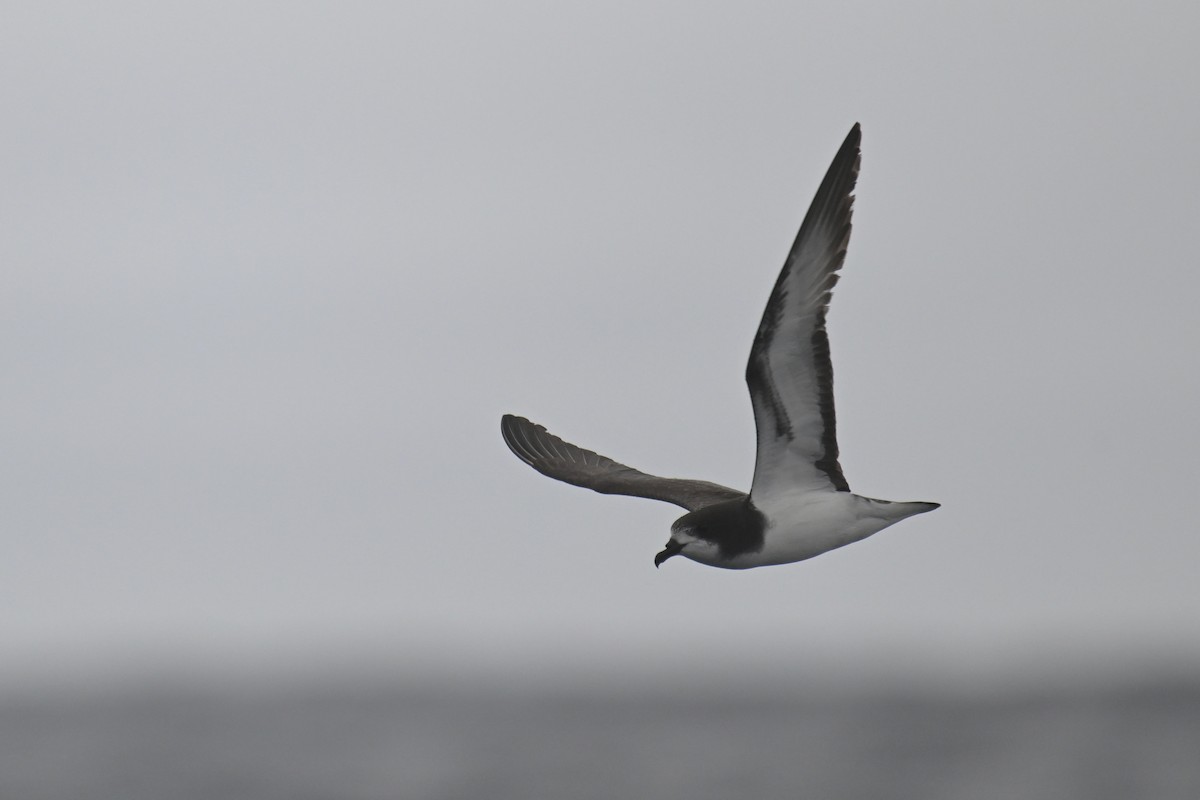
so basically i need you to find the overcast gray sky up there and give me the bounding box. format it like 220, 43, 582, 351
3, 1, 1199, 689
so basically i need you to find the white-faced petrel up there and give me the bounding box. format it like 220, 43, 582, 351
501, 124, 938, 569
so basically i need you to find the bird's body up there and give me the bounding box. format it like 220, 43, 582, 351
670, 494, 937, 570
501, 124, 938, 570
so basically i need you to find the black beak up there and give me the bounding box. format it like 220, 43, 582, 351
654, 539, 684, 568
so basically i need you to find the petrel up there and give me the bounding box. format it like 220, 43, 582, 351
501, 124, 938, 569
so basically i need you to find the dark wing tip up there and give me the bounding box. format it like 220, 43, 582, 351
501, 414, 550, 464
500, 413, 537, 436
835, 123, 862, 184
500, 413, 523, 437
825, 124, 860, 173
501, 413, 602, 471
500, 414, 538, 464
844, 123, 861, 151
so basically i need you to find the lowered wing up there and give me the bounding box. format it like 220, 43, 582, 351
501, 414, 745, 512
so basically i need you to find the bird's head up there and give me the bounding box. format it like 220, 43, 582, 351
654, 518, 722, 568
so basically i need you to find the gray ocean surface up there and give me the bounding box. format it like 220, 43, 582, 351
3, 672, 1199, 800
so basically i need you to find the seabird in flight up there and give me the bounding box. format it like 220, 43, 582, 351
501, 124, 938, 569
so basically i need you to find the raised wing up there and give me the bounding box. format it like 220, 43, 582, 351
746, 124, 860, 501
501, 414, 745, 512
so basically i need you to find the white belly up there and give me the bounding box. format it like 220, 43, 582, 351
725, 492, 916, 569
674, 491, 935, 570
